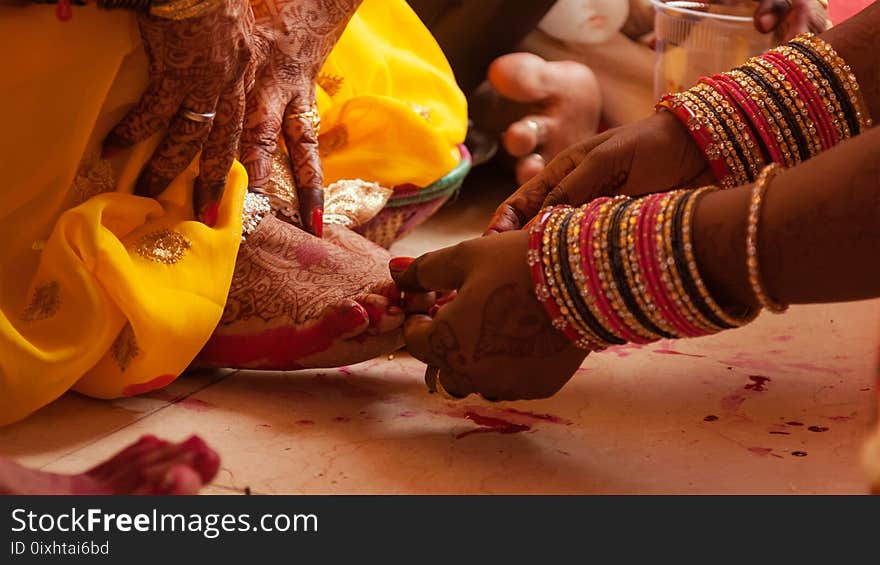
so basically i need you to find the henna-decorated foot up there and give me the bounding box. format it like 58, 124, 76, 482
197, 215, 404, 370
0, 435, 219, 495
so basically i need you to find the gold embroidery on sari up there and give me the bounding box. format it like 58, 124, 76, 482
260, 150, 303, 225
22, 281, 61, 321
111, 322, 140, 372
317, 73, 344, 97
134, 229, 192, 264
323, 179, 392, 229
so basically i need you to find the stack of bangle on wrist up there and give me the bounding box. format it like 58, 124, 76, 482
657, 33, 871, 188
529, 190, 757, 351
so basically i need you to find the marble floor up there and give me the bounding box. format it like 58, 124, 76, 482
2, 166, 878, 494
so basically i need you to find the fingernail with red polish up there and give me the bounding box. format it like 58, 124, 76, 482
312, 207, 323, 238
389, 257, 415, 272
200, 202, 219, 228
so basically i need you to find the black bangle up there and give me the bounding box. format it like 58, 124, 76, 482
739, 65, 811, 163
671, 189, 734, 330
607, 198, 675, 339
557, 210, 625, 347
786, 41, 861, 138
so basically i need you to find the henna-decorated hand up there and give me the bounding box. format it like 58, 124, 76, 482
391, 231, 587, 401
486, 111, 711, 234
240, 0, 362, 236
102, 0, 255, 226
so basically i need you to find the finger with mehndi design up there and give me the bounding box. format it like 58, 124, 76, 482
195, 81, 247, 225
284, 97, 324, 236
103, 0, 255, 223
240, 0, 363, 235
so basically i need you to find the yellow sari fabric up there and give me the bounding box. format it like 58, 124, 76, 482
0, 0, 466, 426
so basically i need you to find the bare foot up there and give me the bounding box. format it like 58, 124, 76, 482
472, 52, 601, 185
0, 435, 219, 495
197, 215, 404, 370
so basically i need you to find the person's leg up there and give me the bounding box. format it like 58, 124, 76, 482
197, 215, 405, 370
0, 435, 219, 495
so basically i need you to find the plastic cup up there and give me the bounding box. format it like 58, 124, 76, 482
651, 1, 776, 99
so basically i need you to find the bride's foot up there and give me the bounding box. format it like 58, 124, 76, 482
197, 215, 404, 370
0, 435, 219, 495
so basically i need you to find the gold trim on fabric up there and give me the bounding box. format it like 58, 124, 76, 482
323, 179, 393, 229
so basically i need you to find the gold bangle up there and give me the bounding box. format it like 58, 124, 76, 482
149, 0, 222, 20
746, 164, 788, 314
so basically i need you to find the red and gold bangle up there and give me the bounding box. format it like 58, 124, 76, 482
656, 94, 734, 188
751, 56, 823, 157
776, 44, 849, 142
791, 33, 872, 133
530, 206, 596, 349
763, 50, 835, 150
681, 90, 748, 187
712, 73, 780, 166
727, 69, 798, 168
697, 79, 766, 181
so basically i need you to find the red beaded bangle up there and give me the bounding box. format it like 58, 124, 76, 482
712, 73, 783, 166
656, 95, 733, 187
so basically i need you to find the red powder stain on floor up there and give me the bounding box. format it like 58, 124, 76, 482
747, 447, 773, 456
744, 375, 771, 392
720, 394, 746, 411
455, 412, 531, 439
602, 343, 645, 358
123, 374, 176, 397
296, 420, 315, 425
653, 349, 706, 358
180, 398, 212, 412
333, 416, 351, 423
782, 362, 841, 375
502, 408, 572, 425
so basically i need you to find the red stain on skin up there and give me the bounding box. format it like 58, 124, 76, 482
653, 349, 706, 358
338, 366, 353, 377
748, 447, 773, 456
296, 420, 314, 425
455, 412, 531, 439
827, 415, 854, 422
791, 451, 808, 457
769, 431, 790, 435
786, 421, 804, 426
502, 408, 572, 425
293, 239, 330, 267
807, 425, 829, 433
603, 343, 645, 358
257, 424, 271, 429
398, 411, 417, 418
745, 375, 771, 392
333, 417, 351, 423
773, 335, 794, 342
197, 304, 368, 369
123, 374, 176, 397
703, 415, 719, 422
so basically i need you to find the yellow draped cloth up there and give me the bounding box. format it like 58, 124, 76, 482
0, 0, 466, 426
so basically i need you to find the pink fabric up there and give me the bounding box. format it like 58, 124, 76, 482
830, 0, 874, 25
